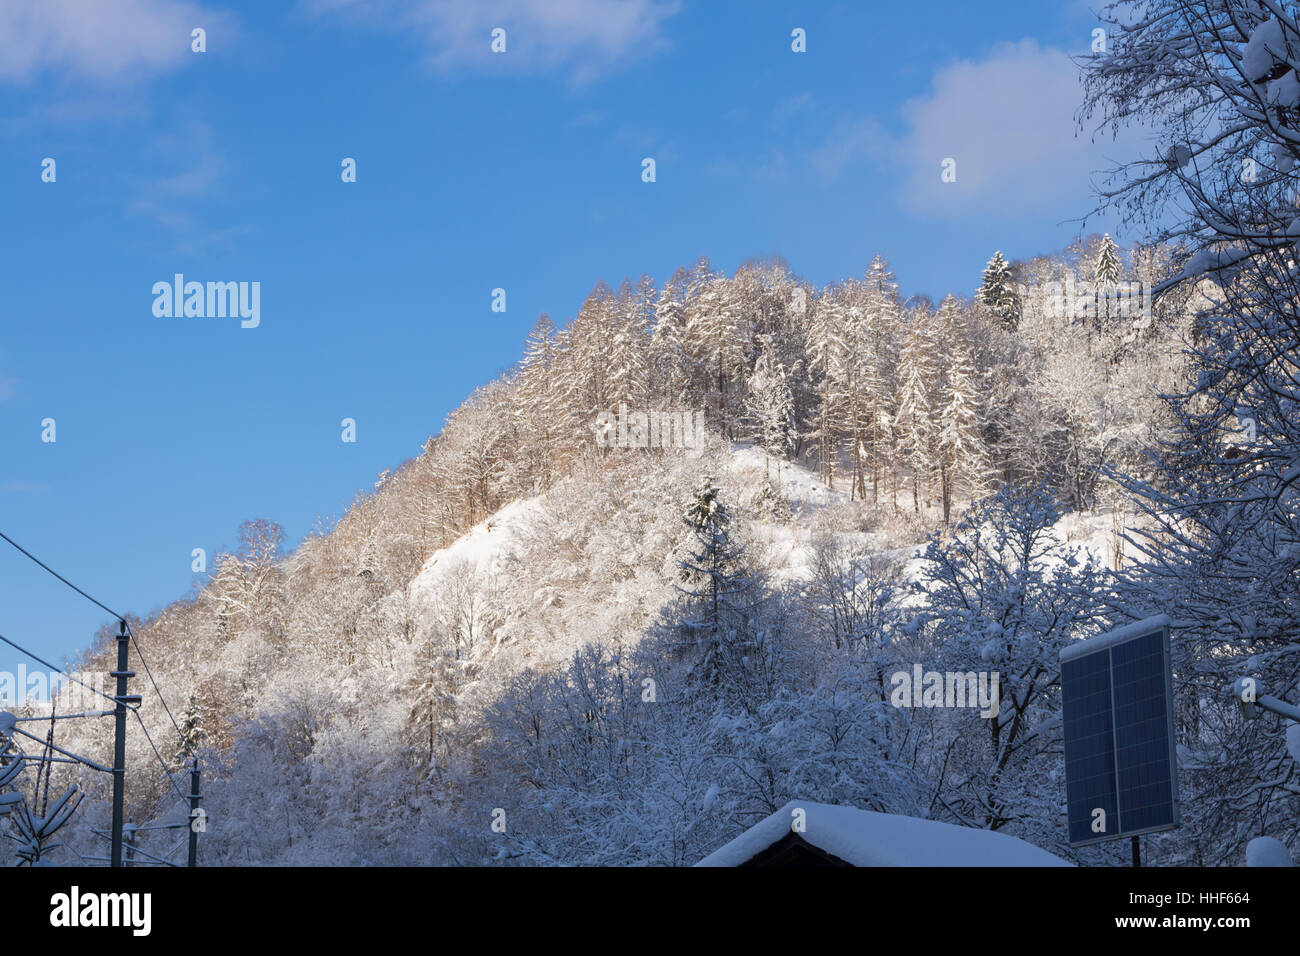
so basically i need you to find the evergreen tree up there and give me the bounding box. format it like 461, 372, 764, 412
405, 642, 458, 772
651, 268, 690, 407
1094, 233, 1122, 287
935, 297, 987, 523
564, 282, 621, 433
745, 342, 796, 482
515, 314, 561, 493
677, 476, 755, 687
682, 264, 746, 439
1092, 233, 1123, 331
893, 308, 938, 512
977, 251, 1021, 331
806, 293, 849, 489
606, 278, 652, 412
1081, 0, 1300, 863
172, 694, 206, 770
857, 256, 902, 502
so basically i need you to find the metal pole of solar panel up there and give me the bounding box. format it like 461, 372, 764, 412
188, 758, 201, 867
1131, 835, 1140, 867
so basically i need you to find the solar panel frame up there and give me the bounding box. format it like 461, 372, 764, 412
1060, 617, 1180, 848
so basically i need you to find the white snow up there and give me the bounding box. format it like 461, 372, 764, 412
1244, 19, 1286, 82
1059, 614, 1171, 663
701, 783, 719, 812
695, 800, 1073, 867
1270, 69, 1300, 108
1287, 723, 1300, 766
727, 442, 849, 512
1245, 835, 1293, 867
1273, 141, 1297, 173
401, 496, 548, 661
415, 498, 541, 581
407, 498, 542, 612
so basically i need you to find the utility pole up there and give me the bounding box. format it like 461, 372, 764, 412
110, 620, 141, 867
188, 758, 202, 868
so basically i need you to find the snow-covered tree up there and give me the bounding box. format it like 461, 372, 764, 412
651, 268, 690, 407
1081, 0, 1300, 863
515, 314, 562, 493
935, 299, 988, 523
171, 695, 206, 770
893, 306, 939, 512
745, 341, 796, 481
1093, 233, 1121, 287
914, 483, 1105, 841
681, 260, 747, 438
806, 291, 848, 488
856, 256, 903, 502
676, 476, 757, 689
977, 251, 1021, 331
1092, 233, 1123, 332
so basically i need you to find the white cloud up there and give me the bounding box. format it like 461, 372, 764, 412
0, 0, 229, 84
300, 0, 680, 81
895, 39, 1103, 218
802, 40, 1141, 220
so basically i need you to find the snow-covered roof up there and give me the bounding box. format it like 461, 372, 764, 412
695, 801, 1073, 867
1059, 614, 1171, 663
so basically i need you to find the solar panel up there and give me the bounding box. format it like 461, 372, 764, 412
1060, 615, 1179, 847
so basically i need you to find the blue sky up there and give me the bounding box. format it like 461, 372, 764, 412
0, 0, 1144, 675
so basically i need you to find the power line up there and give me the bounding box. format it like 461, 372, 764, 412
0, 530, 126, 622
0, 529, 193, 757
0, 530, 205, 866
127, 631, 192, 759
0, 630, 132, 713
132, 709, 191, 808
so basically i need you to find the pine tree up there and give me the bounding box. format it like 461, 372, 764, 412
515, 315, 560, 493
651, 268, 690, 407
682, 263, 746, 439
840, 300, 877, 502
894, 307, 938, 512
677, 476, 754, 686
745, 342, 796, 483
1092, 233, 1123, 331
564, 282, 621, 434
405, 643, 458, 772
807, 292, 851, 489
856, 256, 902, 501
607, 278, 652, 413
172, 695, 206, 770
1080, 0, 1300, 862
977, 251, 1021, 331
935, 298, 987, 524
1094, 233, 1122, 286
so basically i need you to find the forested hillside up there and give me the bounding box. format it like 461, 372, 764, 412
14, 227, 1279, 867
